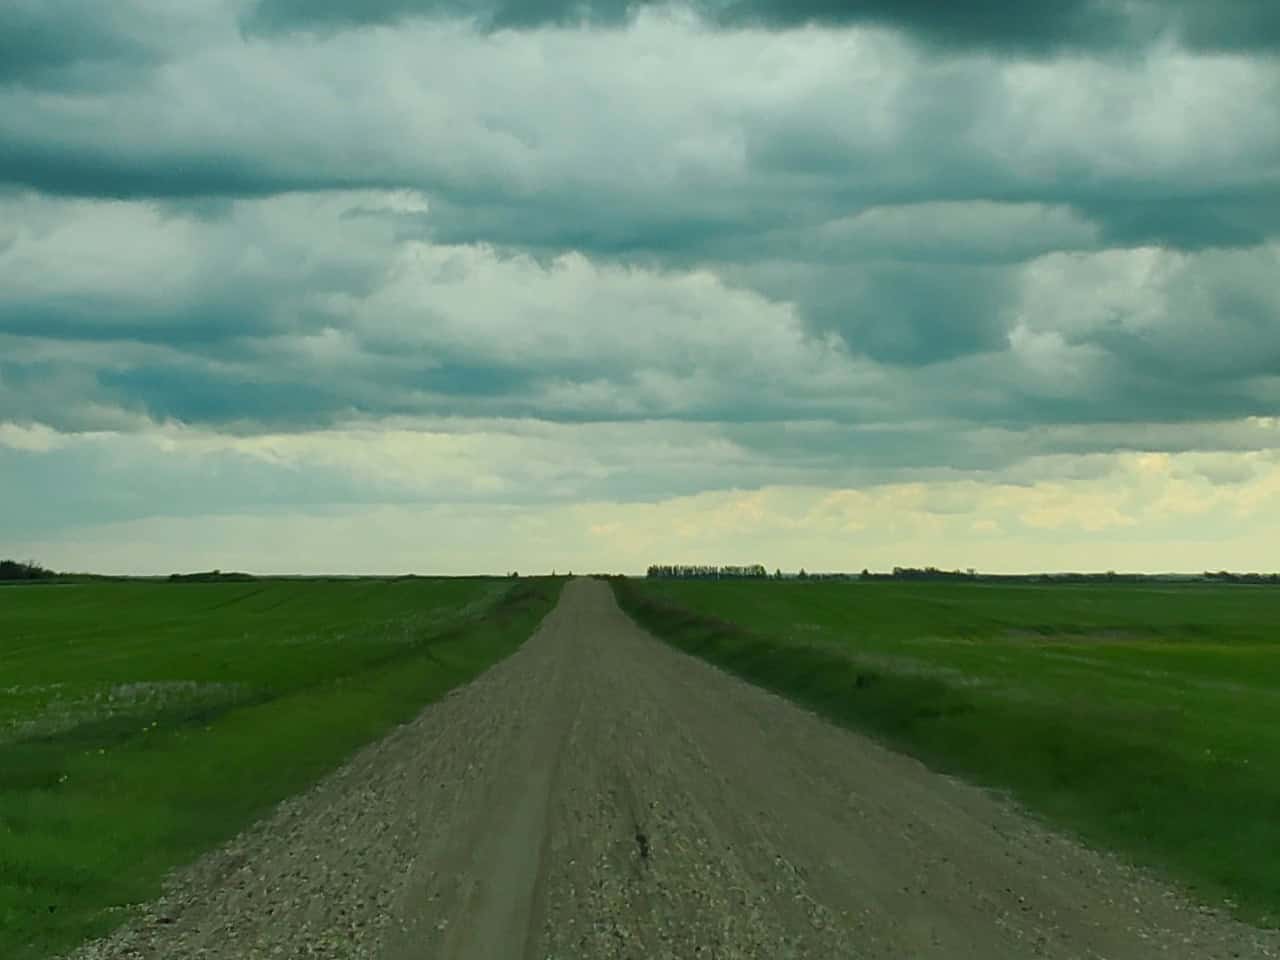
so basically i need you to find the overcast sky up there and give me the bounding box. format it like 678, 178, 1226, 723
3, 0, 1279, 574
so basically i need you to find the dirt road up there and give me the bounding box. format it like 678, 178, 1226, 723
76, 579, 1278, 959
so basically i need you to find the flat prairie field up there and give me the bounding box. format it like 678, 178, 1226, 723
0, 576, 561, 960
614, 577, 1280, 925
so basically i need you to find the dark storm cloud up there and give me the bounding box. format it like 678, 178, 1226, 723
0, 297, 306, 349
418, 192, 752, 260
97, 366, 358, 426
1086, 197, 1278, 251
252, 0, 1119, 52
1176, 0, 1280, 53
829, 266, 1013, 366
246, 0, 638, 34
245, 0, 1280, 53
716, 0, 1132, 54
718, 0, 1280, 54
0, 137, 376, 200
1006, 370, 1280, 428
1021, 190, 1280, 256
0, 337, 489, 433
0, 1, 171, 90
730, 261, 1015, 366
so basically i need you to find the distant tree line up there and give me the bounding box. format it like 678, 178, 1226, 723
1034, 572, 1174, 584
643, 565, 1280, 585
168, 570, 257, 583
0, 559, 57, 581
862, 566, 979, 582
647, 564, 769, 579
1203, 570, 1280, 584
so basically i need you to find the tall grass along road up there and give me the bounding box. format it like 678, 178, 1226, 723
62, 579, 1278, 959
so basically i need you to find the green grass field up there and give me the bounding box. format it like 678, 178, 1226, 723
614, 577, 1280, 926
0, 576, 561, 960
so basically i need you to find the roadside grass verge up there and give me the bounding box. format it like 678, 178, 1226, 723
612, 577, 1280, 927
1, 576, 562, 960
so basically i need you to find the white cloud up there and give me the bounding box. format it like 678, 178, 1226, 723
0, 422, 65, 452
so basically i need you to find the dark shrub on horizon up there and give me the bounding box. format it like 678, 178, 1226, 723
168, 570, 258, 583
0, 559, 57, 581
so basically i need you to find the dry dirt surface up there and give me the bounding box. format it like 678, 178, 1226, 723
73, 579, 1280, 960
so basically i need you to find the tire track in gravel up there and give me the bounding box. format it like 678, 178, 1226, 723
73, 579, 1280, 960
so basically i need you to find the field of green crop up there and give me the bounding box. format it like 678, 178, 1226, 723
614, 577, 1280, 926
0, 576, 561, 960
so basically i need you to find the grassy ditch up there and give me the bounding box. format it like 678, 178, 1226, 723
613, 576, 1280, 926
1, 576, 563, 959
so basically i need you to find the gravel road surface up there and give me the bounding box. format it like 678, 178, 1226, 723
74, 579, 1279, 959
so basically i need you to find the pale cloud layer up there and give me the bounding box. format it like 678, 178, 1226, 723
10, 450, 1280, 575
2, 2, 1279, 573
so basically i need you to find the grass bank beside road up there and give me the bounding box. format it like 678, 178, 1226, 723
1, 576, 563, 960
613, 576, 1280, 926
